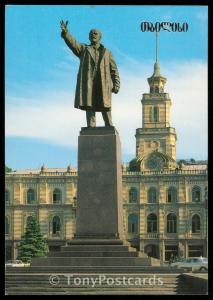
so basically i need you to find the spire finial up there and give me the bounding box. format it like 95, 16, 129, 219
156, 31, 158, 63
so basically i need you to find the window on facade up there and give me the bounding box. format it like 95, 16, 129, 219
26, 215, 34, 226
52, 216, 61, 235
5, 190, 9, 204
129, 188, 138, 203
148, 187, 157, 203
155, 86, 159, 93
147, 213, 157, 233
128, 214, 138, 233
188, 245, 203, 257
27, 189, 35, 204
149, 106, 159, 123
25, 215, 35, 232
192, 214, 200, 233
192, 186, 201, 202
5, 216, 10, 235
149, 107, 153, 122
153, 106, 159, 122
53, 189, 62, 204
167, 187, 177, 203
167, 213, 177, 233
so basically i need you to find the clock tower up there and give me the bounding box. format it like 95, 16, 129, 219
130, 33, 177, 171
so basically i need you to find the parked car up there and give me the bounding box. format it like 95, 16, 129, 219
5, 260, 30, 268
170, 257, 208, 272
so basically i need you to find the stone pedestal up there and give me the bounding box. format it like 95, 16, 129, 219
30, 126, 151, 271
75, 126, 123, 240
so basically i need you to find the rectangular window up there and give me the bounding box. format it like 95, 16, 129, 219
167, 220, 176, 233
131, 223, 135, 233
165, 245, 178, 261
188, 245, 203, 257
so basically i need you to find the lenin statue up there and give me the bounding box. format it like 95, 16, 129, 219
60, 21, 120, 127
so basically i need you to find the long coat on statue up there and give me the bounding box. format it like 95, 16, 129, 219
62, 31, 120, 111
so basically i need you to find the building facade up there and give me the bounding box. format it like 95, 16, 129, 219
5, 56, 208, 263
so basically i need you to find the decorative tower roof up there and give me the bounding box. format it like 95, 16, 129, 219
130, 32, 177, 172
147, 32, 167, 93
40, 164, 47, 173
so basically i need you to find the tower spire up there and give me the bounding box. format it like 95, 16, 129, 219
156, 31, 158, 63
147, 32, 167, 93
153, 31, 160, 76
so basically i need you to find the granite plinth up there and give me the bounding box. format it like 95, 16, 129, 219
75, 126, 123, 240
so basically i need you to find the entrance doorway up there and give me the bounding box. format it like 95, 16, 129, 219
5, 246, 12, 261
145, 244, 159, 258
165, 245, 178, 261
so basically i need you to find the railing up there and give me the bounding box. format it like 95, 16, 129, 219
123, 169, 207, 176
188, 232, 205, 239
142, 233, 163, 239
142, 93, 170, 100
136, 126, 176, 134
163, 232, 178, 239
51, 231, 62, 238
5, 172, 78, 177
5, 169, 207, 178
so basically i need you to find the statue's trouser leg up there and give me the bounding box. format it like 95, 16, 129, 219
86, 109, 96, 127
102, 110, 113, 126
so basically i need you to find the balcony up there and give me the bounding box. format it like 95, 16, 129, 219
142, 233, 163, 239
51, 231, 62, 238
188, 232, 205, 239
164, 232, 178, 239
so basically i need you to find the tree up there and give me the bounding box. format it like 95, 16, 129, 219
17, 216, 48, 262
5, 165, 12, 173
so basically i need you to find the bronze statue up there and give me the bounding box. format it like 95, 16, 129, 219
60, 20, 120, 127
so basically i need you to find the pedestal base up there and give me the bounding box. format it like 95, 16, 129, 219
76, 126, 123, 239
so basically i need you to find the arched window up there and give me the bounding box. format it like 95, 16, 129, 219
128, 214, 138, 233
25, 215, 35, 232
5, 216, 10, 235
155, 86, 159, 93
27, 189, 35, 204
52, 216, 61, 236
149, 107, 153, 122
129, 188, 138, 203
26, 215, 34, 226
153, 106, 159, 122
167, 213, 177, 233
192, 186, 201, 202
53, 189, 62, 204
147, 213, 157, 233
167, 187, 177, 203
5, 190, 10, 204
192, 214, 200, 233
149, 107, 159, 123
148, 187, 157, 203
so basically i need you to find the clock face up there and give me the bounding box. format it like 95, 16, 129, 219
147, 158, 158, 169
146, 156, 164, 170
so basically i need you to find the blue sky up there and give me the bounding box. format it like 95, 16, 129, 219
5, 5, 208, 170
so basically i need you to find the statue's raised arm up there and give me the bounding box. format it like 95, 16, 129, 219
60, 20, 84, 57
60, 23, 120, 127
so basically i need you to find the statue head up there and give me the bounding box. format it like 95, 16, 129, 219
89, 29, 102, 44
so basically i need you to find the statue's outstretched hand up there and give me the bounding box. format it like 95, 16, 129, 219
60, 20, 68, 35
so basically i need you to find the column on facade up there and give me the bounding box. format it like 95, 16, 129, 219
13, 181, 21, 205
139, 182, 145, 253
158, 185, 165, 262
39, 180, 47, 204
